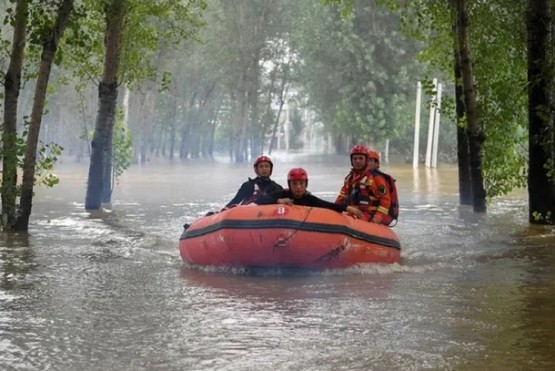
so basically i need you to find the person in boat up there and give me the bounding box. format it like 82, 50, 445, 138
335, 145, 393, 225
223, 155, 284, 209
366, 150, 399, 225
254, 168, 363, 218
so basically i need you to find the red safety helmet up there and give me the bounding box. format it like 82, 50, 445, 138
287, 168, 308, 187
350, 145, 369, 157
253, 155, 273, 176
350, 145, 369, 166
367, 150, 380, 163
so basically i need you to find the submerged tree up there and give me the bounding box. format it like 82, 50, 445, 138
453, 0, 486, 212
15, 0, 75, 230
85, 0, 127, 210
2, 0, 76, 231
2, 0, 29, 228
83, 0, 206, 209
527, 0, 555, 224
372, 0, 527, 212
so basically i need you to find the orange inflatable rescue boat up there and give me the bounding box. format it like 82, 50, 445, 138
179, 204, 401, 269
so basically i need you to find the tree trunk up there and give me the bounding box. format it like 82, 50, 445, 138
454, 48, 472, 205
232, 77, 249, 163
268, 64, 289, 155
101, 130, 113, 203
168, 96, 177, 161
15, 0, 75, 230
455, 0, 487, 212
1, 0, 28, 229
85, 0, 127, 210
527, 0, 555, 224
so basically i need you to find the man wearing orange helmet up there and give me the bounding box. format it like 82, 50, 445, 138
366, 150, 399, 225
255, 168, 363, 218
335, 145, 393, 225
224, 155, 283, 208
367, 150, 381, 170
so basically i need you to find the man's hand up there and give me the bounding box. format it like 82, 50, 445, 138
277, 198, 294, 205
346, 206, 363, 218
371, 214, 383, 224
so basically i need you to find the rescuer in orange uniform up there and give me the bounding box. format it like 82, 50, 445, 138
335, 145, 393, 225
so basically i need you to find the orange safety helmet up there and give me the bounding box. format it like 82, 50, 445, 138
253, 155, 273, 176
367, 150, 380, 163
350, 145, 369, 166
287, 168, 308, 187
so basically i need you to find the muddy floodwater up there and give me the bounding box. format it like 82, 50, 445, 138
1, 153, 554, 370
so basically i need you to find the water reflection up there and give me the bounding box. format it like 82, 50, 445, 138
180, 266, 397, 304
425, 167, 439, 194
0, 233, 36, 291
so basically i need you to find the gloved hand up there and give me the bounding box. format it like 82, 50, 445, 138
371, 214, 383, 224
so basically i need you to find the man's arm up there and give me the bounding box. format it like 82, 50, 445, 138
254, 190, 284, 205
335, 180, 349, 205
225, 181, 253, 207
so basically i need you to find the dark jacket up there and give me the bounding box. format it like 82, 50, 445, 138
255, 189, 348, 213
225, 177, 283, 207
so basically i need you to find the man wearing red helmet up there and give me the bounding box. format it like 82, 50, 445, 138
255, 168, 363, 218
224, 155, 283, 208
335, 145, 393, 225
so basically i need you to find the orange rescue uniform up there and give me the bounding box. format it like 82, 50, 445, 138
335, 168, 393, 225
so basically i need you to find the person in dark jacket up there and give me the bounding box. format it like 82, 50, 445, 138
255, 168, 363, 218
224, 155, 283, 208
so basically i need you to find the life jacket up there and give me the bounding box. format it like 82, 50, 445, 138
343, 172, 375, 213
375, 170, 399, 222
345, 170, 399, 223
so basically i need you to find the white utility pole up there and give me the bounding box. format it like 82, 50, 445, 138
284, 100, 290, 152
413, 81, 422, 169
122, 85, 130, 127
431, 82, 443, 168
425, 78, 438, 168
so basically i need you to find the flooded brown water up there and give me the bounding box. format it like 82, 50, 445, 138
1, 153, 554, 370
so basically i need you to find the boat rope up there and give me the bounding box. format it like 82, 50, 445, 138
271, 206, 314, 250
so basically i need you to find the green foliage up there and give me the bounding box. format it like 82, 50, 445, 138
86, 108, 133, 184
159, 70, 172, 93
321, 0, 353, 17
379, 0, 528, 199
35, 141, 63, 188
292, 0, 423, 150
63, 0, 206, 88
532, 210, 553, 224
289, 106, 304, 149
0, 119, 62, 192
112, 109, 133, 184
328, 1, 530, 198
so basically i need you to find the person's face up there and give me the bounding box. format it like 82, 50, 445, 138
289, 180, 307, 198
256, 162, 272, 177
351, 154, 367, 171
368, 159, 378, 170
